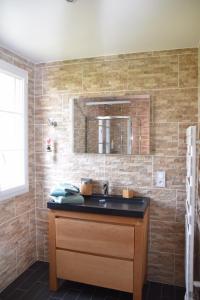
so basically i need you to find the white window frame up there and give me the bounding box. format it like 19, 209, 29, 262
0, 59, 29, 201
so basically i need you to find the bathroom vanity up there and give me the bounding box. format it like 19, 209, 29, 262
47, 195, 149, 300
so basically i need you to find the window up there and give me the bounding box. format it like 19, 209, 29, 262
0, 60, 28, 201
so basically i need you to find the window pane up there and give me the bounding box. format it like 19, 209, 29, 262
0, 72, 24, 113
0, 112, 24, 150
0, 61, 27, 198
0, 150, 25, 191
15, 77, 24, 113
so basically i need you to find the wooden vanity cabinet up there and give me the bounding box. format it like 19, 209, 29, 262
48, 209, 149, 300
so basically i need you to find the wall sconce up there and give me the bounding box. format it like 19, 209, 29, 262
48, 118, 57, 127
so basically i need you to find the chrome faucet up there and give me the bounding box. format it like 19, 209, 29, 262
103, 181, 109, 196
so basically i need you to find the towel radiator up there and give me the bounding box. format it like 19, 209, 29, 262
185, 126, 200, 300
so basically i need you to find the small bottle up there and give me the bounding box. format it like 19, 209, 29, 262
46, 137, 52, 152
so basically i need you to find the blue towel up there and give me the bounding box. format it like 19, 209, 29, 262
50, 183, 79, 197
50, 194, 84, 204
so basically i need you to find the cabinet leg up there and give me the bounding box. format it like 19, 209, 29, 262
133, 225, 144, 300
49, 271, 58, 291
133, 289, 142, 300
49, 211, 58, 291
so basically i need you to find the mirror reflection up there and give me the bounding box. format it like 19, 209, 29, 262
72, 96, 150, 155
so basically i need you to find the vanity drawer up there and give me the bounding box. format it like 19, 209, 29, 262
55, 217, 134, 259
56, 249, 133, 292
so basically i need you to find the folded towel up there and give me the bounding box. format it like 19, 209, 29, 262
50, 183, 80, 197
50, 194, 84, 204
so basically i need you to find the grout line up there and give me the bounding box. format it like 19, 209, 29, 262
152, 155, 154, 188
177, 122, 179, 157
35, 86, 198, 98
0, 209, 34, 227
178, 55, 180, 88
41, 67, 44, 96
81, 64, 84, 92
173, 250, 176, 287
34, 64, 38, 261
175, 189, 178, 223
35, 49, 197, 68
15, 246, 18, 280
126, 60, 129, 90
30, 151, 188, 158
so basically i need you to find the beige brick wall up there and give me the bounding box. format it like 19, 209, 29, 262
0, 47, 36, 291
34, 48, 198, 286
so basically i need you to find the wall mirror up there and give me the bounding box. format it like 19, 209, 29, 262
71, 95, 150, 155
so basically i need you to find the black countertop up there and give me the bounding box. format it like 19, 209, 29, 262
47, 194, 150, 218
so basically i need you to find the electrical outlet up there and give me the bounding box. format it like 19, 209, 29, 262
155, 171, 165, 188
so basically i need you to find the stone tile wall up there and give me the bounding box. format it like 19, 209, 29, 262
34, 48, 198, 287
0, 47, 36, 291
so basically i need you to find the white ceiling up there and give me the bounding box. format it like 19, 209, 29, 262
0, 0, 200, 63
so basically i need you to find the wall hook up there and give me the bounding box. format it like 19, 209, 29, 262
48, 118, 57, 127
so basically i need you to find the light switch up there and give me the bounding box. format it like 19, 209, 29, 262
155, 171, 165, 188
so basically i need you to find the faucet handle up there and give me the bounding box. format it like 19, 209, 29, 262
103, 181, 109, 196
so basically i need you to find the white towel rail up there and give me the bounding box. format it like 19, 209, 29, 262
185, 126, 198, 300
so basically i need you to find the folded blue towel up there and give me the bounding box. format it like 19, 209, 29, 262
50, 194, 84, 204
50, 183, 80, 197
51, 188, 72, 197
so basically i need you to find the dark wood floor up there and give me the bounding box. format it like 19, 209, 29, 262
0, 261, 185, 300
